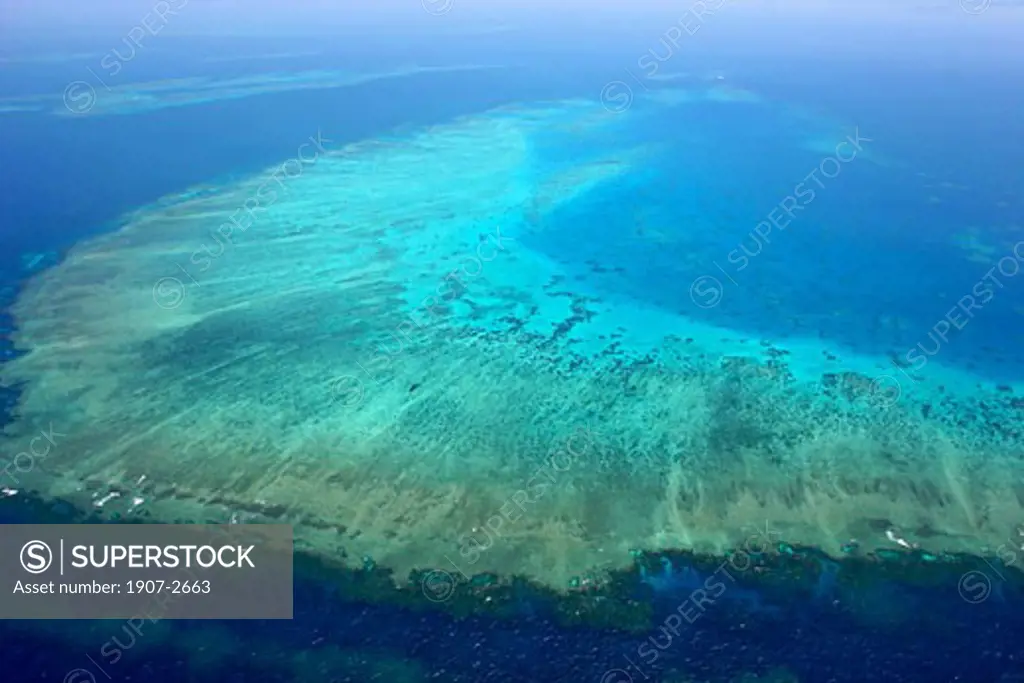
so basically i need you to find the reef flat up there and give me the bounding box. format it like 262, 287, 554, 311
2, 87, 1024, 595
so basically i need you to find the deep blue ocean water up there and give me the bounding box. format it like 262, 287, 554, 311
2, 18, 1024, 682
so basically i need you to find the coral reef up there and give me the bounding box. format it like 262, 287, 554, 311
2, 94, 1022, 592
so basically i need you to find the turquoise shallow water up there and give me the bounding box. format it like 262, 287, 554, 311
525, 95, 1024, 388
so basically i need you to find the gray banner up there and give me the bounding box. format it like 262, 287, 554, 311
1, 524, 292, 619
